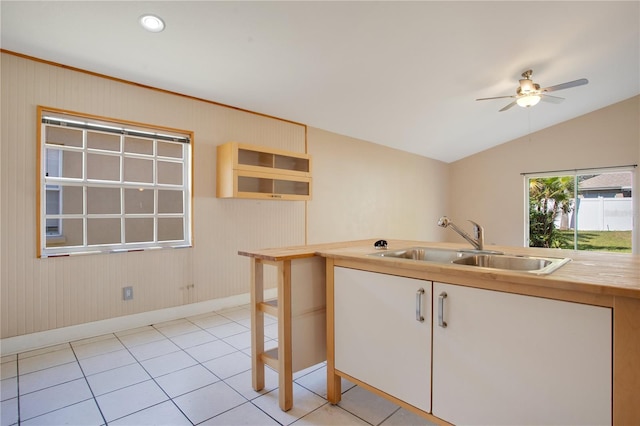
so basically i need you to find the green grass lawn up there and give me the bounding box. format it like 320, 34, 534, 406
557, 230, 632, 253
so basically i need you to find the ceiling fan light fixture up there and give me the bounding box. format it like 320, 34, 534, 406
139, 14, 165, 32
517, 94, 541, 108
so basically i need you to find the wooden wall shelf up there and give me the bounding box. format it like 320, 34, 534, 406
217, 142, 312, 200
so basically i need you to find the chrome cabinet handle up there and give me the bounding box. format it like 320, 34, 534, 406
438, 292, 448, 328
415, 288, 425, 322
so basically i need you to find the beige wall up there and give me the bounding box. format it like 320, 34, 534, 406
1, 53, 307, 338
449, 96, 640, 251
307, 127, 450, 243
1, 52, 449, 339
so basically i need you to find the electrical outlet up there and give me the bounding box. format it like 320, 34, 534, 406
123, 286, 133, 300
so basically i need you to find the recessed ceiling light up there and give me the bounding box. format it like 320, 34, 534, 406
139, 14, 165, 33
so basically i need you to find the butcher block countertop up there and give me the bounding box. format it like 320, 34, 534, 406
240, 238, 640, 300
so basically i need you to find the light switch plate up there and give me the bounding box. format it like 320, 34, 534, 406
123, 286, 133, 300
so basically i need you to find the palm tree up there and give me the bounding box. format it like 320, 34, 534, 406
529, 177, 574, 248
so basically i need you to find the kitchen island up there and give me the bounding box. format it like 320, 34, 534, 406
241, 239, 640, 424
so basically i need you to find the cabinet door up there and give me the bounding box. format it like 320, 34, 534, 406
334, 267, 431, 412
432, 282, 611, 425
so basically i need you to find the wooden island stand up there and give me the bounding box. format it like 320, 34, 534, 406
239, 244, 334, 411
239, 240, 374, 411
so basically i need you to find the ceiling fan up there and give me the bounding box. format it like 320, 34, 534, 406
476, 70, 588, 112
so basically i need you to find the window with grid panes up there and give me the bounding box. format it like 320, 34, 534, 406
38, 107, 192, 257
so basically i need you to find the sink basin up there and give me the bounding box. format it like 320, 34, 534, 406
370, 247, 465, 263
453, 254, 571, 275
369, 246, 570, 275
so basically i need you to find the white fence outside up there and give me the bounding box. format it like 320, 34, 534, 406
568, 197, 633, 231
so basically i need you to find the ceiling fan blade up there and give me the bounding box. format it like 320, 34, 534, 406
540, 94, 565, 104
499, 100, 518, 112
540, 78, 588, 93
476, 95, 516, 101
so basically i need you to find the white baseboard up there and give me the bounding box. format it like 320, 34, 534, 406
0, 288, 278, 356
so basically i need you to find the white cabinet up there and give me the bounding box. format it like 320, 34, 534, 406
432, 282, 612, 425
334, 267, 431, 412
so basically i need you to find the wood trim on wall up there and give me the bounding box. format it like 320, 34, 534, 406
1, 49, 307, 130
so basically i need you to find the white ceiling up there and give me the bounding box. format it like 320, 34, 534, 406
2, 1, 639, 163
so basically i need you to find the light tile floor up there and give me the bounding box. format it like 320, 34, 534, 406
1, 305, 435, 426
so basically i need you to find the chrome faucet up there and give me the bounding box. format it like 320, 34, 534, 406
438, 216, 484, 251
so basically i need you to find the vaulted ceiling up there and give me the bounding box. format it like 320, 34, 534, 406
2, 1, 638, 162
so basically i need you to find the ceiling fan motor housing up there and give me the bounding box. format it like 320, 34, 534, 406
518, 79, 540, 95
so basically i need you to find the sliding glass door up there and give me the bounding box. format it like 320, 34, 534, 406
526, 168, 634, 253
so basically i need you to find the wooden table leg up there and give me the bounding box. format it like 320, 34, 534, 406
251, 258, 265, 391
277, 260, 293, 411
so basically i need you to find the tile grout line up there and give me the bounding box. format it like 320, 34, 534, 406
11, 309, 249, 425
15, 353, 21, 426
16, 343, 96, 424
376, 406, 402, 426
178, 311, 289, 426
288, 401, 330, 426
170, 313, 280, 425
104, 311, 260, 424
10, 307, 408, 426
218, 310, 335, 426
69, 342, 109, 426
110, 331, 196, 425
178, 314, 281, 425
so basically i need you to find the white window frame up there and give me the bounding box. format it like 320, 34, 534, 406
38, 107, 193, 258
523, 165, 636, 253
45, 149, 63, 237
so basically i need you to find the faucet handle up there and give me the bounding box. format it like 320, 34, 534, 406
468, 219, 481, 228
437, 216, 450, 228
467, 220, 484, 244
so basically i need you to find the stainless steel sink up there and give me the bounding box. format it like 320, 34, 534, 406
370, 247, 465, 263
369, 246, 571, 275
453, 254, 571, 275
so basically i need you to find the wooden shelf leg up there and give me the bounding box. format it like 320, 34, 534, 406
278, 260, 293, 411
251, 258, 265, 391
326, 258, 342, 404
